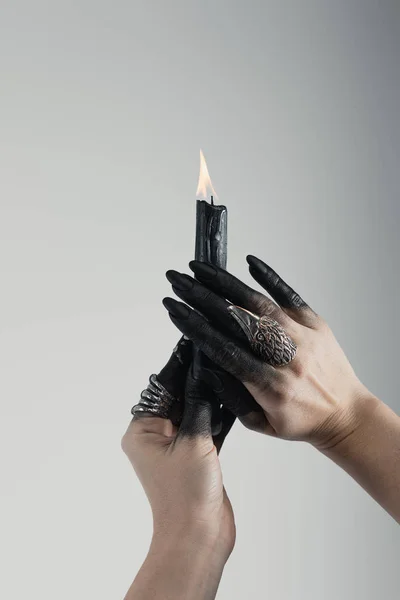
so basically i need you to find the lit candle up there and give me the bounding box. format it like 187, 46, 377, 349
194, 150, 227, 433
195, 150, 227, 268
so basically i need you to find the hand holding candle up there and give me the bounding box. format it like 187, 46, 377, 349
163, 257, 375, 443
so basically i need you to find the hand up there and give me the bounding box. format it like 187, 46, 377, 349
122, 352, 236, 563
163, 255, 378, 449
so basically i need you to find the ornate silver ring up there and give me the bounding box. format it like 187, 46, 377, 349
131, 374, 180, 421
228, 305, 297, 367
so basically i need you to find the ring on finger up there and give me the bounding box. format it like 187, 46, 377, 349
131, 374, 182, 423
228, 305, 297, 367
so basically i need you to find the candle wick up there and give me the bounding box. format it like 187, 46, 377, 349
210, 195, 214, 206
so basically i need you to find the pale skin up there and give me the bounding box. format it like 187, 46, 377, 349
123, 255, 400, 599
122, 369, 235, 600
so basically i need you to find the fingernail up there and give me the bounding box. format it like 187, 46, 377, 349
246, 255, 267, 273
166, 270, 194, 291
162, 297, 191, 320
189, 261, 217, 280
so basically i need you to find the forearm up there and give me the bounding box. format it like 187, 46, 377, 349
124, 531, 228, 600
319, 394, 400, 522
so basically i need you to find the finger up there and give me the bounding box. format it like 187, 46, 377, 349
158, 336, 193, 397
175, 362, 215, 441
162, 297, 281, 391
192, 349, 225, 437
198, 365, 268, 435
246, 255, 319, 328
189, 260, 293, 330
164, 279, 299, 367
213, 407, 236, 454
133, 337, 192, 426
166, 270, 249, 342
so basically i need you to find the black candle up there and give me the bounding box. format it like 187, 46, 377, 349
195, 198, 227, 268
194, 152, 227, 433
195, 150, 227, 268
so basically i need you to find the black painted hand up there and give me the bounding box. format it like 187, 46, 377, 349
135, 337, 235, 449
163, 256, 371, 448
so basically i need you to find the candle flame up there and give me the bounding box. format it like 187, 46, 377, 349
196, 149, 218, 201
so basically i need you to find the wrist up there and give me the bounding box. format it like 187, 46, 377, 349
151, 522, 233, 567
149, 528, 230, 583
312, 386, 381, 453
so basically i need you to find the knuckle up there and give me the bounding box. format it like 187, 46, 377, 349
289, 292, 305, 309
259, 298, 279, 318
250, 292, 270, 315
121, 419, 145, 453
270, 376, 289, 402
216, 340, 242, 365
120, 430, 132, 455
199, 288, 213, 302
290, 356, 306, 378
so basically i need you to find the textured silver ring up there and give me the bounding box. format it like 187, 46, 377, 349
131, 374, 179, 420
228, 305, 297, 367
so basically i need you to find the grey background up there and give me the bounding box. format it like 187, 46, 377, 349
0, 1, 399, 599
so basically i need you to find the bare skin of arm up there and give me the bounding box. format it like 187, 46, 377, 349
320, 394, 400, 521
163, 255, 400, 523
124, 530, 229, 600
122, 363, 235, 600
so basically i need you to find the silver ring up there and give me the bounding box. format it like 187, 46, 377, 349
228, 305, 297, 367
131, 374, 180, 421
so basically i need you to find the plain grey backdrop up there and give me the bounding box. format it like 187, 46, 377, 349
0, 1, 399, 599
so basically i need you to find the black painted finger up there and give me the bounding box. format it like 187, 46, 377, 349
189, 260, 292, 329
162, 297, 279, 389
157, 336, 193, 396
166, 270, 248, 343
198, 364, 260, 416
176, 362, 214, 439
152, 336, 192, 424
213, 407, 236, 454
246, 255, 319, 328
192, 349, 224, 437
198, 365, 268, 434
192, 353, 237, 440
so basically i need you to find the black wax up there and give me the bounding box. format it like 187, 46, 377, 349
194, 198, 228, 434
195, 199, 227, 269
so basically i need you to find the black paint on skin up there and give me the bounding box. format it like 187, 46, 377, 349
162, 297, 269, 432
145, 336, 193, 425
158, 337, 193, 387
166, 270, 249, 344
246, 255, 308, 310
199, 363, 262, 417
165, 271, 269, 420
188, 259, 281, 320
178, 361, 237, 448
164, 255, 317, 431
138, 335, 231, 443
162, 297, 272, 388
177, 362, 214, 438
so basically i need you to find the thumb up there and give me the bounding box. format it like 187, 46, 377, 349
175, 362, 215, 441
199, 365, 268, 434
121, 416, 178, 466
